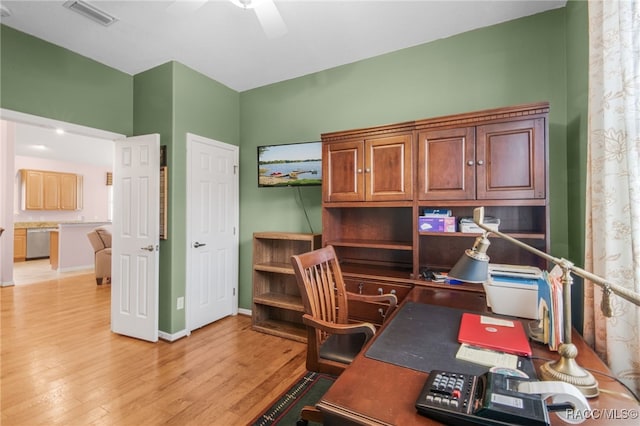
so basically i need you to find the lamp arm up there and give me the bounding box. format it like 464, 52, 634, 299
472, 211, 640, 309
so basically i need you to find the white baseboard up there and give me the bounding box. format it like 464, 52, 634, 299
1, 280, 15, 287
58, 265, 93, 273
158, 329, 189, 342
158, 310, 252, 342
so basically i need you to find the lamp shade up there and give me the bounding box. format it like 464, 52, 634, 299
448, 249, 489, 283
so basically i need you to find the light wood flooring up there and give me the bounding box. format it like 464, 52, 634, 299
1, 272, 307, 425
12, 259, 93, 286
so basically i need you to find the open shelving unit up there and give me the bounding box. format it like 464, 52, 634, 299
252, 232, 322, 342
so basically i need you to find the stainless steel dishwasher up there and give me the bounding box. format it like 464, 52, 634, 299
26, 228, 55, 260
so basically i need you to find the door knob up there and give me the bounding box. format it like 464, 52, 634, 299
141, 245, 154, 252
193, 242, 206, 248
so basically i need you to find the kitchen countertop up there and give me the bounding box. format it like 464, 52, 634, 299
14, 221, 112, 229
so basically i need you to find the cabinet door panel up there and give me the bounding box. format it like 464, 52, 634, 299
23, 170, 44, 210
476, 118, 545, 199
323, 140, 364, 202
43, 172, 60, 210
418, 127, 475, 200
367, 135, 413, 201
60, 173, 78, 210
14, 229, 26, 262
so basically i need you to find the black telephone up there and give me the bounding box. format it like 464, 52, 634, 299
415, 370, 551, 426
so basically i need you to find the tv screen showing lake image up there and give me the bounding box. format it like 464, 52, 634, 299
258, 141, 322, 187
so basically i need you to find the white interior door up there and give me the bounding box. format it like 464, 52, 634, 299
112, 134, 160, 342
187, 133, 238, 331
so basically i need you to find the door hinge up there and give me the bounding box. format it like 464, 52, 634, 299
233, 165, 238, 175
233, 288, 236, 296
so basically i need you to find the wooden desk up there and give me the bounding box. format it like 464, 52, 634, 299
317, 287, 639, 425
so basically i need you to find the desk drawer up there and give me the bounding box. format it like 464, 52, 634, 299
345, 278, 412, 326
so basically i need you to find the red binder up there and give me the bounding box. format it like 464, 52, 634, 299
457, 312, 532, 357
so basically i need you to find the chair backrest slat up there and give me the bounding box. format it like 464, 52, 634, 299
291, 245, 348, 331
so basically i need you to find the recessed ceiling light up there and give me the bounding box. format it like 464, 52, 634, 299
32, 144, 49, 151
56, 128, 65, 135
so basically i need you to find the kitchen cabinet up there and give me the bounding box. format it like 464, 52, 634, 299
14, 228, 27, 262
323, 132, 413, 202
59, 173, 79, 210
21, 169, 81, 210
50, 230, 59, 270
22, 170, 45, 210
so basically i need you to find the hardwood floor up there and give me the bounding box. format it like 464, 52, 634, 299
12, 258, 93, 286
1, 273, 307, 425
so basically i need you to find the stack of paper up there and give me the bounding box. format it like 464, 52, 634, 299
537, 268, 564, 351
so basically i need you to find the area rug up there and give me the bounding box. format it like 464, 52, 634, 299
250, 371, 336, 426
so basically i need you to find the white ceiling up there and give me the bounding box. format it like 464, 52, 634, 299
1, 0, 567, 92
2, 0, 566, 163
13, 121, 115, 167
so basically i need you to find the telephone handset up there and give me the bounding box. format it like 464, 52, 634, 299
415, 370, 551, 425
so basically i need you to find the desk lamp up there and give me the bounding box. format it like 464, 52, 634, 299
448, 207, 640, 398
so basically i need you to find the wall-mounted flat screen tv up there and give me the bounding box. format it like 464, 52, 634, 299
258, 141, 322, 187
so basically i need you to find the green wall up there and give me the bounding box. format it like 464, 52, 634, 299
132, 63, 175, 332
238, 8, 570, 310
565, 0, 589, 331
133, 62, 240, 333
0, 25, 133, 135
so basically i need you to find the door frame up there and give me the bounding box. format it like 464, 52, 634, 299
185, 133, 239, 333
0, 108, 123, 287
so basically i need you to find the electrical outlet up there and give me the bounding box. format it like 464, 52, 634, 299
176, 296, 184, 310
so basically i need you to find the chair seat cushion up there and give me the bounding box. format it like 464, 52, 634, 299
319, 332, 368, 364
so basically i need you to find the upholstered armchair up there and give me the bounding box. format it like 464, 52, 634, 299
86, 226, 112, 285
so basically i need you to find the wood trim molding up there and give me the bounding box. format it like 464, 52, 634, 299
320, 102, 550, 141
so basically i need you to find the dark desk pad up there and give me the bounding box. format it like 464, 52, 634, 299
365, 302, 536, 378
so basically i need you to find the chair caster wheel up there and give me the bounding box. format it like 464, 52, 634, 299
296, 420, 308, 426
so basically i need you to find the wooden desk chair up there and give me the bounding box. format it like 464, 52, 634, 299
291, 245, 397, 425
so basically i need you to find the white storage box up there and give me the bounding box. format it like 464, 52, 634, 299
459, 216, 500, 233
483, 275, 539, 319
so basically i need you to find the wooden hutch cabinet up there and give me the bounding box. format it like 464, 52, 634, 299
323, 126, 413, 202
321, 102, 550, 321
417, 118, 545, 201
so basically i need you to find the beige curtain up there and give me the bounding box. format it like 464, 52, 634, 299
584, 0, 640, 396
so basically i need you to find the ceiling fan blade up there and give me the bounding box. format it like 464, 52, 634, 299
253, 0, 287, 39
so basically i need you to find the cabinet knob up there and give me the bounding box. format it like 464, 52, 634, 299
467, 160, 474, 166
357, 168, 363, 174
358, 282, 364, 294
477, 160, 484, 166
365, 168, 371, 173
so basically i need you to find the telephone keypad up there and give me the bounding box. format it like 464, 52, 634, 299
417, 371, 476, 414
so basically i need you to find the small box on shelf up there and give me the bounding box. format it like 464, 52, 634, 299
459, 216, 500, 233
418, 216, 456, 232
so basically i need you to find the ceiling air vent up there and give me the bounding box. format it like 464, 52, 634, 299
63, 0, 118, 26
